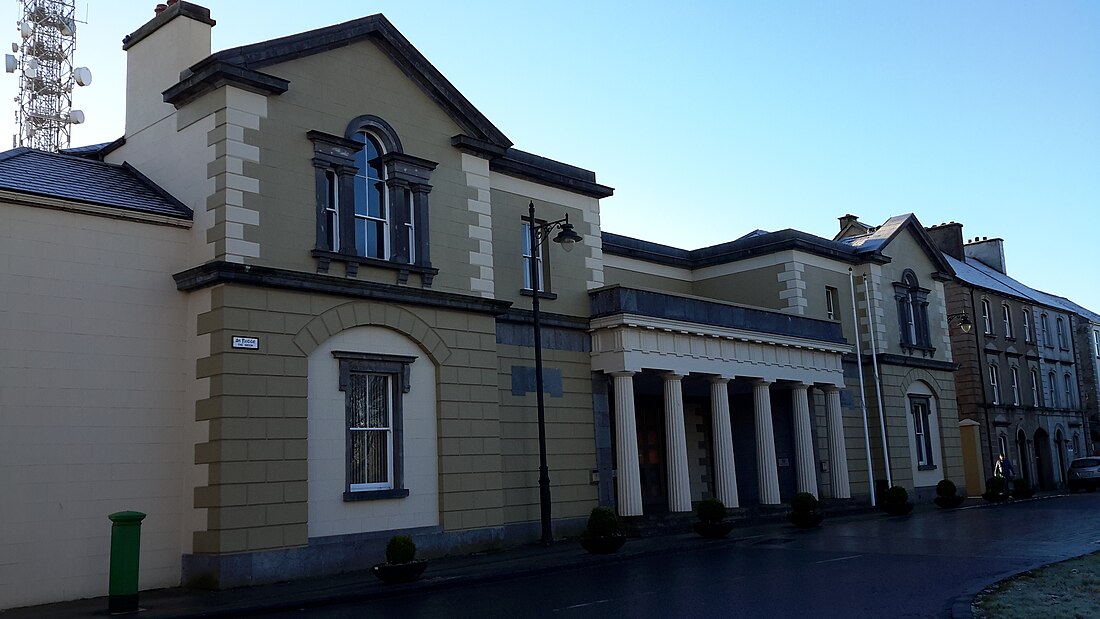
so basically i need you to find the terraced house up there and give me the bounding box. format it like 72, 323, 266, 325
927, 223, 1096, 493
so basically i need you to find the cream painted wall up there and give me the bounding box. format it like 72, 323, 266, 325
0, 204, 191, 610
306, 326, 439, 538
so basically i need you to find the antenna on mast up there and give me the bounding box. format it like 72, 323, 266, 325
5, 0, 92, 151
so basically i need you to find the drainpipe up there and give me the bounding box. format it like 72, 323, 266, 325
850, 268, 876, 507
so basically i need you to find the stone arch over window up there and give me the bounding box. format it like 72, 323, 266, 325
345, 114, 404, 154
292, 301, 451, 365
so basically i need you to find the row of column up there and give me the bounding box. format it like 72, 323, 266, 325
612, 372, 851, 517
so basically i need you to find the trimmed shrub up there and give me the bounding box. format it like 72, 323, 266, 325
697, 498, 727, 524
586, 506, 620, 537
936, 479, 957, 498
884, 485, 909, 506
385, 535, 416, 564
790, 492, 818, 513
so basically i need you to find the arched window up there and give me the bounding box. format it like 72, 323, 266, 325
1002, 304, 1013, 338
1049, 371, 1059, 407
1022, 309, 1032, 342
1057, 317, 1068, 349
353, 132, 389, 259
894, 270, 931, 349
981, 299, 993, 335
308, 115, 438, 283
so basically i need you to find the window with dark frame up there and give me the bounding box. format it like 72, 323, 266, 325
1041, 313, 1051, 348
1031, 369, 1041, 406
1064, 373, 1075, 408
1057, 317, 1068, 349
307, 117, 438, 285
1010, 366, 1020, 406
894, 270, 932, 351
1049, 371, 1060, 407
333, 351, 416, 501
910, 395, 935, 469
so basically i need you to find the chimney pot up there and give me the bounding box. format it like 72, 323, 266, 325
154, 4, 167, 14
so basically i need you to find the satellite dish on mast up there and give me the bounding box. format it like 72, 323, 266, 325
73, 66, 91, 86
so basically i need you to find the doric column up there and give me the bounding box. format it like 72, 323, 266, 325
662, 373, 692, 512
825, 385, 851, 499
752, 379, 781, 505
792, 383, 818, 496
709, 377, 739, 508
612, 372, 643, 516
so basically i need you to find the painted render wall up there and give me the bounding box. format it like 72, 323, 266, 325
0, 204, 192, 609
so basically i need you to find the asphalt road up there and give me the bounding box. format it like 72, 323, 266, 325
264, 494, 1100, 618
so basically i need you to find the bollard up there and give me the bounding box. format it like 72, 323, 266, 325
107, 511, 146, 614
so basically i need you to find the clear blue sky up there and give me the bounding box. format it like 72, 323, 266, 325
7, 1, 1098, 309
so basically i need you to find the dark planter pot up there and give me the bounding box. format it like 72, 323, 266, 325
693, 521, 734, 539
934, 494, 965, 509
372, 560, 428, 584
788, 511, 823, 528
580, 534, 626, 555
881, 501, 914, 516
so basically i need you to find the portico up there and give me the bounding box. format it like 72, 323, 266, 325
590, 287, 853, 516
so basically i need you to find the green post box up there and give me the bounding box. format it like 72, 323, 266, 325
107, 510, 146, 614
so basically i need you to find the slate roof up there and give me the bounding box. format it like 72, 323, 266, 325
837, 213, 955, 276
946, 254, 1100, 322
0, 148, 191, 219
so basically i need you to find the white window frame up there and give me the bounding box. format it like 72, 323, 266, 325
1050, 371, 1060, 407
1030, 369, 1041, 406
522, 220, 545, 292
1002, 304, 1013, 338
1041, 314, 1051, 348
982, 299, 993, 335
910, 396, 934, 468
1094, 329, 1100, 358
1022, 310, 1032, 342
354, 134, 390, 260
347, 372, 394, 492
324, 169, 340, 253
826, 286, 838, 320
989, 364, 1000, 405
1064, 373, 1075, 408
1057, 317, 1068, 349
1010, 367, 1020, 406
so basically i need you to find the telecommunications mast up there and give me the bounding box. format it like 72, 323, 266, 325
4, 0, 91, 151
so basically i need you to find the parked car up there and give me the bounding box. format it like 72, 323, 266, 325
1067, 457, 1100, 493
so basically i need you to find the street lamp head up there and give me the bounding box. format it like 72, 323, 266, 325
552, 218, 583, 253
958, 314, 973, 334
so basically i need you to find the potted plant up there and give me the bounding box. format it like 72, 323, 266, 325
372, 535, 428, 584
579, 506, 626, 554
982, 476, 1010, 503
880, 485, 914, 515
933, 479, 965, 509
693, 498, 734, 539
788, 492, 824, 528
1011, 478, 1034, 499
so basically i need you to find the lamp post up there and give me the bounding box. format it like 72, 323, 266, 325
527, 200, 582, 546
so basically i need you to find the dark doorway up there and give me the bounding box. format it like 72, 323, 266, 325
1016, 429, 1029, 487
635, 394, 667, 512
1034, 428, 1052, 490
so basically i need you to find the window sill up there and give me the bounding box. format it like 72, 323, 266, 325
899, 343, 936, 357
312, 249, 438, 286
521, 288, 558, 300
343, 488, 410, 502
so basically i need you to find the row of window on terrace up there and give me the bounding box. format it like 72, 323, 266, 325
987, 363, 1080, 410
978, 299, 1092, 353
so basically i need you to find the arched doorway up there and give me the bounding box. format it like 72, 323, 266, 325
1015, 429, 1029, 487
1033, 428, 1052, 490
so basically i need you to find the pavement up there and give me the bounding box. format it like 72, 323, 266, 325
0, 494, 1069, 619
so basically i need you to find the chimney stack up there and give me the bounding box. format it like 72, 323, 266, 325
926, 221, 965, 261
964, 236, 1008, 274
122, 2, 215, 138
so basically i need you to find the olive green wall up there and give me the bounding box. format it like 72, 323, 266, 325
692, 265, 784, 309
603, 265, 693, 295
243, 40, 475, 294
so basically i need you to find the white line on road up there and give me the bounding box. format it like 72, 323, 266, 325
556, 599, 611, 612
814, 554, 864, 564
